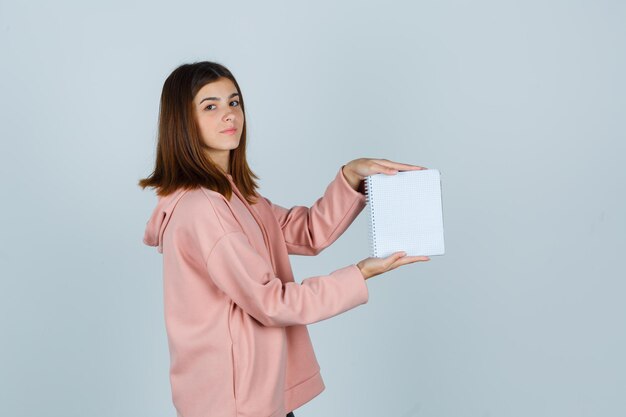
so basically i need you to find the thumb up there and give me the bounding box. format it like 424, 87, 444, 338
386, 251, 406, 262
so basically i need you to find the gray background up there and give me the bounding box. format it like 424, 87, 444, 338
1, 0, 624, 416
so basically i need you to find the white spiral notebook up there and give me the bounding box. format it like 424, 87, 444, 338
364, 168, 445, 258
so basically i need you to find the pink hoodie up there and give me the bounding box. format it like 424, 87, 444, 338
143, 165, 369, 417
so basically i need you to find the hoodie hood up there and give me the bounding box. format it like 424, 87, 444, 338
143, 188, 189, 254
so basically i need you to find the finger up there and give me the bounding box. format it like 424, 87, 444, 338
386, 252, 426, 260
390, 258, 429, 270
392, 162, 426, 170
383, 251, 411, 268
372, 162, 401, 175
391, 256, 430, 267
384, 251, 407, 264
405, 255, 430, 261
373, 160, 427, 172
387, 251, 407, 259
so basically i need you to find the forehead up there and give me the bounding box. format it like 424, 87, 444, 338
195, 78, 237, 99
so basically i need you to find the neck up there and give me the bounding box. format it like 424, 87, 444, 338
205, 149, 230, 174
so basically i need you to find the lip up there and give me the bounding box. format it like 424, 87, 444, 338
220, 128, 237, 134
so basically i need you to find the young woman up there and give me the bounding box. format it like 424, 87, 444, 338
139, 61, 430, 417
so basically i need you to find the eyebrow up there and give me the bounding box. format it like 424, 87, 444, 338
199, 92, 240, 105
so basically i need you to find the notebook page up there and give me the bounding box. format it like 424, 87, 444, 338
365, 168, 445, 257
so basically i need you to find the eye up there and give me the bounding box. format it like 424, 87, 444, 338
204, 100, 240, 111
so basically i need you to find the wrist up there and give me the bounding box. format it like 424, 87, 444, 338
356, 262, 368, 280
342, 165, 363, 192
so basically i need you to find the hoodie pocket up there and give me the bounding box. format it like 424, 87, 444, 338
227, 299, 239, 402
230, 340, 237, 401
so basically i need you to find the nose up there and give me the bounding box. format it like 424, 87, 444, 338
224, 110, 236, 123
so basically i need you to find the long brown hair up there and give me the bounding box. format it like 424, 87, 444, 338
138, 61, 260, 204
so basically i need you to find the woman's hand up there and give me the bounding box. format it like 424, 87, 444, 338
342, 158, 427, 190
357, 252, 430, 280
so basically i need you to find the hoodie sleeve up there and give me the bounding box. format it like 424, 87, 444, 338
205, 230, 369, 327
261, 165, 367, 256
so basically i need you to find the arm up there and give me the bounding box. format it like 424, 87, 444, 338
205, 231, 369, 327
262, 165, 367, 256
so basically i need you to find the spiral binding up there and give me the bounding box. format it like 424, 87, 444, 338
364, 175, 377, 258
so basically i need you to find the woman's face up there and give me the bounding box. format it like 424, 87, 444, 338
193, 77, 244, 167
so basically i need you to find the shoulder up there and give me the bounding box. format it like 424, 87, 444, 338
161, 187, 248, 262
170, 187, 244, 236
